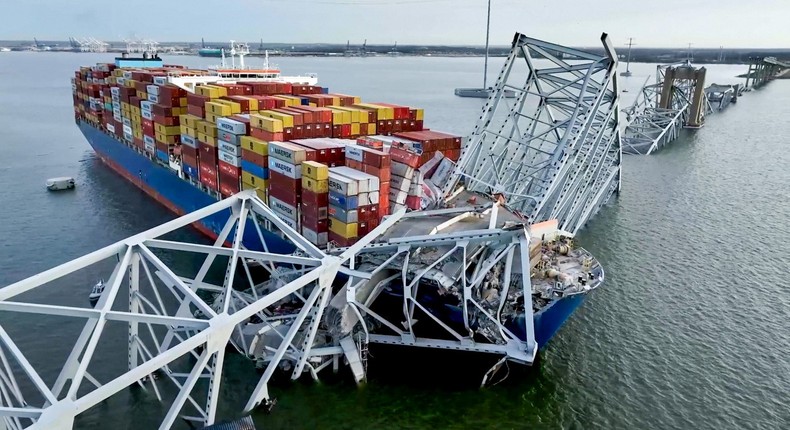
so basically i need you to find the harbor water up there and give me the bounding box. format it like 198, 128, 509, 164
0, 52, 788, 429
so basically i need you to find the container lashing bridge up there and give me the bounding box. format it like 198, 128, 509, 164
0, 32, 623, 430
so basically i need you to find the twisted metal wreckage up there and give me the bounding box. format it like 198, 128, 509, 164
0, 32, 621, 429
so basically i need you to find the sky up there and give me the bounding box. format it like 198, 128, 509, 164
2, 0, 789, 49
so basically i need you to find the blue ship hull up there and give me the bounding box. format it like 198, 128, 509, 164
78, 121, 586, 349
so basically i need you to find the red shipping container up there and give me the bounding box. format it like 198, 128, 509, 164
269, 186, 300, 207
250, 128, 284, 142
187, 104, 205, 118
158, 85, 186, 100
241, 149, 266, 167
389, 147, 420, 168
301, 202, 328, 221
215, 83, 252, 96
328, 231, 356, 247
300, 214, 329, 233
199, 167, 218, 191
224, 96, 253, 113
405, 195, 421, 210
183, 153, 198, 167
152, 114, 178, 126
218, 160, 240, 178
187, 92, 210, 107
346, 159, 363, 171
361, 147, 390, 168
302, 189, 329, 208
199, 142, 217, 164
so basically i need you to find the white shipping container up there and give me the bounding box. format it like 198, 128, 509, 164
328, 172, 358, 196
389, 188, 408, 205
391, 162, 415, 180
181, 134, 197, 148
431, 158, 455, 186
122, 71, 133, 79
216, 131, 241, 146
358, 191, 380, 206
269, 196, 299, 220
110, 87, 121, 96
269, 141, 307, 164
113, 113, 122, 122
390, 174, 412, 193
218, 140, 240, 156
344, 144, 365, 162
216, 117, 247, 135
143, 135, 155, 146
144, 140, 155, 152
331, 166, 379, 193
146, 85, 159, 95
218, 150, 241, 167
122, 124, 133, 135
329, 205, 358, 224
141, 110, 154, 121
153, 76, 167, 86
140, 100, 154, 112
113, 107, 122, 118
269, 158, 302, 179
274, 211, 299, 230
301, 228, 328, 246
147, 93, 160, 104
116, 77, 126, 86
122, 118, 132, 127
106, 124, 115, 133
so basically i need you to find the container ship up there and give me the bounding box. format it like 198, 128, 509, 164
70, 45, 604, 377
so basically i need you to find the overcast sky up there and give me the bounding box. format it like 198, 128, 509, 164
2, 0, 788, 48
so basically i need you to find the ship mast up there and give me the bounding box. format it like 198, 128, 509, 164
483, 0, 491, 89
625, 37, 633, 73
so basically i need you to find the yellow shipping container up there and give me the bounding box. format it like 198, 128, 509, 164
179, 97, 187, 108
301, 161, 329, 180
414, 108, 424, 121
124, 79, 137, 88
329, 219, 358, 239
335, 107, 363, 123
155, 132, 179, 145
154, 123, 180, 136
121, 102, 131, 112
302, 177, 329, 193
136, 90, 147, 99
241, 181, 268, 202
205, 112, 219, 124
355, 103, 394, 120
205, 101, 232, 117
350, 123, 360, 136
131, 106, 141, 117
214, 99, 241, 114
367, 123, 377, 135
133, 129, 143, 140
196, 85, 227, 98
242, 172, 267, 188
180, 114, 201, 129
240, 135, 268, 156
180, 125, 197, 137
258, 111, 294, 128
196, 120, 217, 137
249, 114, 284, 133
197, 132, 216, 146
328, 108, 351, 125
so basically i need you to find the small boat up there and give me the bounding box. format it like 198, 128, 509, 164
89, 279, 105, 307
46, 177, 75, 191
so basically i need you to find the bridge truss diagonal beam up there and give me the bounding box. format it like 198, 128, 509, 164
444, 32, 622, 235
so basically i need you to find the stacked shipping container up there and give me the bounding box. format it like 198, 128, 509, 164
72, 61, 462, 249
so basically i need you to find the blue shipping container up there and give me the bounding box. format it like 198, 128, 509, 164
241, 159, 269, 179
156, 150, 169, 163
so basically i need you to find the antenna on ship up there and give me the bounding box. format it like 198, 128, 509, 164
229, 40, 237, 69
264, 50, 270, 70
220, 47, 226, 68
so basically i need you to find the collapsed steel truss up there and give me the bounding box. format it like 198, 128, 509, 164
0, 192, 546, 429
444, 33, 622, 236
621, 75, 690, 155
0, 192, 404, 429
